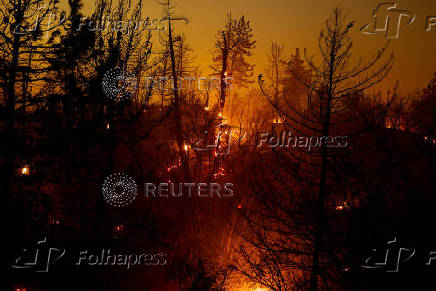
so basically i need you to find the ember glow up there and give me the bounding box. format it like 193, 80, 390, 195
20, 165, 30, 176
3, 0, 435, 290
335, 200, 352, 211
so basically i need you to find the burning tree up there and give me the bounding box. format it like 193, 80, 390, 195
211, 13, 256, 113
157, 0, 191, 180
231, 8, 394, 290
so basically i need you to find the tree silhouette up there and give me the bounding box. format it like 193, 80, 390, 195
1, 0, 64, 201
234, 7, 394, 290
212, 13, 255, 112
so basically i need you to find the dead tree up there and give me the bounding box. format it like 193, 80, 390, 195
158, 0, 191, 180
234, 7, 394, 290
0, 0, 64, 201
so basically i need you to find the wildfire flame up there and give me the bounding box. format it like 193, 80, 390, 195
213, 167, 225, 178
167, 159, 181, 172
20, 166, 30, 176
273, 117, 282, 124
335, 200, 351, 211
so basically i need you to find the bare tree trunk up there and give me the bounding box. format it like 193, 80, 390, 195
3, 19, 22, 200
219, 35, 228, 112
310, 28, 336, 291
167, 14, 191, 180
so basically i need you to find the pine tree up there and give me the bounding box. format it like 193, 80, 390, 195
211, 13, 256, 112
284, 48, 311, 112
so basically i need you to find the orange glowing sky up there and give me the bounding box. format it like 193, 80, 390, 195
73, 0, 435, 93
